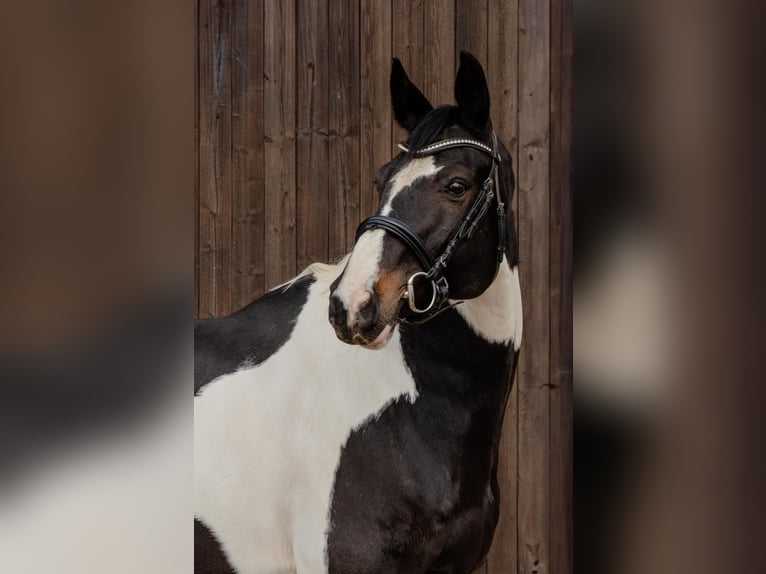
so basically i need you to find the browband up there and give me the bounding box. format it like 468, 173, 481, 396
397, 137, 499, 161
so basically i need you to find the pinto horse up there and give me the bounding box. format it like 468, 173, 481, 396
195, 52, 522, 574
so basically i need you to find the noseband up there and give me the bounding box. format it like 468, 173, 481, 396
355, 133, 506, 323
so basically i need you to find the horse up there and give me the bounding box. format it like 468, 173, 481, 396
195, 51, 522, 574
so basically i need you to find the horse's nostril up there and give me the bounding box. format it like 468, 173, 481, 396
329, 293, 346, 328
355, 295, 378, 332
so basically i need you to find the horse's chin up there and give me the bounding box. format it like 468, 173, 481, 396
358, 323, 396, 350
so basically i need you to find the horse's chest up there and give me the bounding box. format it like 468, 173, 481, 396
326, 398, 500, 573
327, 464, 499, 574
195, 290, 419, 573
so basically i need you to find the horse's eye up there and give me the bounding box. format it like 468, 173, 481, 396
445, 180, 468, 196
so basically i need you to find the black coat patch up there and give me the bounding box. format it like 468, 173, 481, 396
195, 518, 235, 573
327, 308, 516, 573
194, 275, 314, 394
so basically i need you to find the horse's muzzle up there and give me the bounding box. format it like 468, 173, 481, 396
328, 290, 385, 347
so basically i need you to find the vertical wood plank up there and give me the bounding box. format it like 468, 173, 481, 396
297, 0, 330, 270
485, 3, 520, 571
329, 0, 361, 257
392, 0, 424, 143
423, 0, 455, 105
264, 0, 297, 286
488, 0, 520, 211
517, 1, 551, 574
455, 0, 488, 67
199, 0, 233, 318
360, 0, 392, 220
194, 0, 200, 317
549, 1, 573, 573
485, 384, 519, 574
231, 0, 266, 309
392, 0, 424, 81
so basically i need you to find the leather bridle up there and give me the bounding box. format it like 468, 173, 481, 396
355, 132, 506, 323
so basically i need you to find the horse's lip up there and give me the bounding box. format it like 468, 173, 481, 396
357, 297, 405, 349
362, 323, 395, 350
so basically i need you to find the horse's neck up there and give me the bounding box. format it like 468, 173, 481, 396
391, 259, 520, 477
399, 257, 521, 407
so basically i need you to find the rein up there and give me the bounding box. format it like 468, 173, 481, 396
355, 133, 506, 323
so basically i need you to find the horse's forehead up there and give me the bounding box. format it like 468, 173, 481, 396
381, 156, 441, 216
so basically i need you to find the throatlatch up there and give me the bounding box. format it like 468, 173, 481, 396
355, 132, 506, 323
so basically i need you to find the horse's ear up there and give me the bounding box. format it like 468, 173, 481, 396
455, 51, 490, 132
390, 58, 433, 132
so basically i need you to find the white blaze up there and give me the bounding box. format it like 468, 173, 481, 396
334, 157, 441, 322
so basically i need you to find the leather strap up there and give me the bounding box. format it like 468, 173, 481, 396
355, 215, 435, 273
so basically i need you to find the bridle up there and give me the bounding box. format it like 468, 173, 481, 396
355, 132, 506, 323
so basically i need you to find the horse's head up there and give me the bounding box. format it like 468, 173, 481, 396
329, 51, 515, 349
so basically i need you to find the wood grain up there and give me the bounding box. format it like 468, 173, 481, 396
264, 0, 297, 286
329, 0, 361, 257
485, 3, 520, 571
517, 0, 551, 573
393, 0, 424, 143
194, 0, 200, 316
423, 0, 455, 105
198, 0, 233, 317
231, 0, 265, 311
455, 0, 488, 67
549, 1, 573, 573
360, 0, 392, 220
297, 0, 330, 272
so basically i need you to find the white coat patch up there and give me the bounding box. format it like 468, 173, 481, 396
380, 156, 440, 216
453, 258, 523, 350
195, 267, 418, 573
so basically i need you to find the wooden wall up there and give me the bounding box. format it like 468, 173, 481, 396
194, 1, 572, 572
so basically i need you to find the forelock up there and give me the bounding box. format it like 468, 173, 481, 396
405, 106, 459, 151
